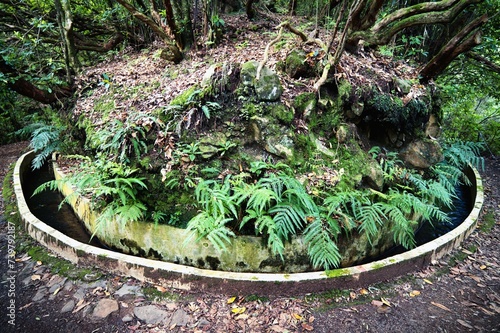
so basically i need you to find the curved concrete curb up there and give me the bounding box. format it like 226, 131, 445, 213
14, 151, 484, 296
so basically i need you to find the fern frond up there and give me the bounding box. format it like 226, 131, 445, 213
269, 204, 305, 240
303, 219, 341, 269
354, 203, 386, 242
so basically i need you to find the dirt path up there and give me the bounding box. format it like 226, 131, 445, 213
1, 142, 499, 333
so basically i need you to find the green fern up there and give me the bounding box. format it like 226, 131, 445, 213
303, 217, 342, 269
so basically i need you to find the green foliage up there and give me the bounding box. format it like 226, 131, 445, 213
34, 157, 148, 230
17, 122, 65, 169
88, 112, 162, 164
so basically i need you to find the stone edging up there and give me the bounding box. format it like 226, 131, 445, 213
14, 151, 484, 296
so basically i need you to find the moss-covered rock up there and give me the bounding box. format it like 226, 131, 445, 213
240, 61, 283, 102
284, 49, 315, 79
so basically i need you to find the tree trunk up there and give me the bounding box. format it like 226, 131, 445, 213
346, 0, 483, 49
246, 0, 257, 20
0, 59, 73, 104
115, 0, 183, 63
54, 0, 78, 85
420, 14, 488, 82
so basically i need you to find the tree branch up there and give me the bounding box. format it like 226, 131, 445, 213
467, 51, 500, 74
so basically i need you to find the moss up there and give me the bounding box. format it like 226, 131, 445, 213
143, 286, 181, 302
479, 212, 495, 233
2, 164, 21, 226
268, 104, 294, 125
336, 144, 371, 190
170, 85, 199, 106
325, 268, 351, 278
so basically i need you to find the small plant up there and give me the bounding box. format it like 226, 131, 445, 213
34, 158, 148, 232
17, 122, 65, 169
98, 73, 112, 91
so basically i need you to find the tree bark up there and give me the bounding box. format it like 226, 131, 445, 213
420, 14, 487, 82
115, 0, 183, 62
347, 0, 483, 48
54, 0, 78, 85
0, 59, 73, 104
467, 51, 500, 74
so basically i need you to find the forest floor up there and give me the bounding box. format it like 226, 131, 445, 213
1, 12, 500, 332
1, 143, 499, 333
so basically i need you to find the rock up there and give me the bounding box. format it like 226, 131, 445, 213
169, 308, 190, 327
255, 66, 283, 101
294, 92, 316, 119
400, 140, 443, 169
114, 284, 144, 298
284, 49, 315, 79
364, 160, 384, 190
32, 287, 48, 302
240, 61, 283, 102
61, 300, 75, 313
393, 78, 412, 94
73, 287, 86, 300
122, 314, 134, 323
425, 114, 441, 139
134, 305, 170, 325
92, 298, 119, 319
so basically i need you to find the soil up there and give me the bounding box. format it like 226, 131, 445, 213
1, 13, 499, 333
1, 142, 499, 333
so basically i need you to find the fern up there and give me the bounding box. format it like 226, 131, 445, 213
17, 122, 65, 169
185, 212, 234, 252
303, 218, 342, 269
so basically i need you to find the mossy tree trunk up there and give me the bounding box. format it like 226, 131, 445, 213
345, 0, 484, 51
54, 0, 78, 85
115, 0, 183, 63
420, 14, 488, 82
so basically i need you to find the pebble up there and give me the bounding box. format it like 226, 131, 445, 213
122, 314, 134, 322
169, 308, 190, 327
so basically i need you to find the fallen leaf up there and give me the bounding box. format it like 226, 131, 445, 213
53, 287, 61, 295
371, 300, 383, 307
431, 301, 451, 312
156, 285, 167, 293
457, 319, 474, 329
350, 291, 357, 299
480, 265, 487, 270
377, 305, 391, 314
72, 301, 90, 313
423, 279, 433, 285
75, 299, 84, 307
227, 296, 237, 304
31, 274, 41, 281
360, 288, 369, 295
235, 314, 249, 320
410, 290, 421, 297
292, 313, 303, 320
381, 297, 391, 307
19, 302, 33, 310
469, 275, 482, 283
301, 323, 314, 331
309, 316, 315, 323
231, 307, 246, 314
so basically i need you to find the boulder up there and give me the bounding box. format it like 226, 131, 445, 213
240, 61, 283, 102
400, 140, 443, 169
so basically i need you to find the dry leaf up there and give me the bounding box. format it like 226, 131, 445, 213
410, 290, 421, 297
457, 319, 474, 329
31, 274, 41, 281
53, 287, 61, 295
431, 301, 451, 312
292, 313, 303, 320
350, 291, 357, 299
156, 285, 167, 293
72, 301, 89, 313
227, 296, 237, 304
480, 265, 487, 270
309, 316, 315, 323
301, 323, 314, 331
381, 297, 391, 307
231, 307, 246, 314
235, 314, 249, 320
360, 288, 369, 295
423, 279, 433, 285
371, 300, 383, 307
469, 275, 482, 283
